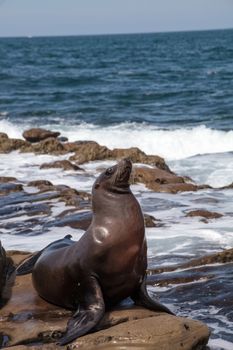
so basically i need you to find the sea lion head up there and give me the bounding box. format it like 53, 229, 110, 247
93, 158, 132, 194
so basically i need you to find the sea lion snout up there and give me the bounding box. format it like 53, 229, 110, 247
116, 158, 132, 186
118, 157, 132, 169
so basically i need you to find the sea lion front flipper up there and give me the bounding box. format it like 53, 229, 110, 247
131, 278, 174, 315
58, 275, 105, 346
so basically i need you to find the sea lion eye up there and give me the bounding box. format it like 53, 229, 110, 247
105, 167, 113, 176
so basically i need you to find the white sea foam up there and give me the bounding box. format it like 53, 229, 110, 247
0, 119, 25, 138
0, 227, 84, 251
209, 338, 233, 350
169, 152, 233, 187
1, 120, 233, 160
59, 123, 233, 161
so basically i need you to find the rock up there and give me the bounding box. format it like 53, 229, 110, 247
0, 137, 29, 153
57, 136, 69, 143
55, 187, 91, 208
0, 253, 210, 349
69, 314, 210, 350
149, 248, 233, 275
40, 160, 83, 171
186, 210, 223, 219
0, 177, 17, 183
69, 143, 171, 172
0, 132, 8, 141
111, 147, 171, 172
0, 183, 24, 196
27, 180, 54, 191
22, 128, 60, 143
20, 138, 66, 155
133, 166, 198, 193
181, 248, 233, 268
56, 210, 92, 230
144, 213, 162, 227
69, 142, 111, 164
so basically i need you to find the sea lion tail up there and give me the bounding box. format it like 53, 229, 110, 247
16, 251, 42, 275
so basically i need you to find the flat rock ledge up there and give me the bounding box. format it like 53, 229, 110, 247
0, 252, 210, 350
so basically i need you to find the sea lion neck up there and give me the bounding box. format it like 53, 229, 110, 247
92, 188, 132, 216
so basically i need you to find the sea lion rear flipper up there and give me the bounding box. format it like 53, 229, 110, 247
17, 235, 74, 275
131, 278, 175, 315
16, 251, 42, 275
58, 275, 105, 346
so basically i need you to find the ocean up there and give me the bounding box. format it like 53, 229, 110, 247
0, 29, 233, 349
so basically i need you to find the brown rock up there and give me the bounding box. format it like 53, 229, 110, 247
20, 137, 66, 155
69, 144, 171, 171
58, 188, 91, 208
111, 147, 171, 172
133, 166, 198, 194
23, 128, 60, 143
70, 315, 209, 350
186, 210, 223, 219
0, 176, 17, 183
144, 213, 162, 227
0, 137, 29, 153
0, 132, 8, 141
40, 160, 83, 171
149, 248, 233, 275
69, 142, 111, 164
6, 251, 32, 266
28, 180, 54, 191
182, 248, 233, 268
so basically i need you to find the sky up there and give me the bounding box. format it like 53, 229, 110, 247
0, 0, 233, 37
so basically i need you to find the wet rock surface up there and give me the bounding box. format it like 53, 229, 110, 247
143, 213, 163, 228
22, 128, 60, 143
0, 137, 29, 154
0, 177, 91, 237
40, 160, 84, 171
185, 210, 223, 219
133, 166, 198, 193
69, 144, 171, 171
149, 248, 233, 275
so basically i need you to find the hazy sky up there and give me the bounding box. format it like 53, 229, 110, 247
0, 0, 233, 37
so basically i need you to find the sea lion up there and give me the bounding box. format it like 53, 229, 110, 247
0, 241, 15, 308
17, 158, 173, 345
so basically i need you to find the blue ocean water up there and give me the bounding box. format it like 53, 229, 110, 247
0, 29, 233, 130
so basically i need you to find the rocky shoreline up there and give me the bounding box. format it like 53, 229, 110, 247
1, 128, 233, 349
